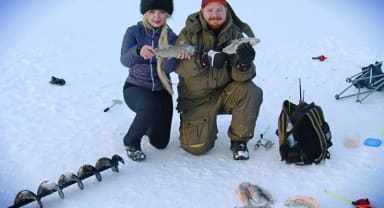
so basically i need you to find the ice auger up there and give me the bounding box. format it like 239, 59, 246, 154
8, 154, 124, 208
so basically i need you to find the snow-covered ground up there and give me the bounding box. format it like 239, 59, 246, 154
1, 0, 383, 207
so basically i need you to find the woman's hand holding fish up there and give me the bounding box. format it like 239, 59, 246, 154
138, 45, 156, 59
176, 51, 193, 60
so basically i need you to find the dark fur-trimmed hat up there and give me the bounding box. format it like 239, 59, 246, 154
140, 0, 174, 15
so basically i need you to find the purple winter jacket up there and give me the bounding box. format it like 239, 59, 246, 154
120, 21, 177, 91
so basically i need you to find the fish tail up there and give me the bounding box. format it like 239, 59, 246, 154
256, 185, 274, 203
157, 58, 173, 95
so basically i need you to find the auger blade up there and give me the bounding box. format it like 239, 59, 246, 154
77, 164, 102, 182
95, 157, 113, 172
37, 180, 64, 199
111, 154, 125, 172
58, 172, 84, 190
95, 154, 125, 173
111, 154, 125, 164
12, 190, 42, 208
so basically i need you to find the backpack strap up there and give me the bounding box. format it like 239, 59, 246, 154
305, 106, 330, 164
277, 101, 298, 146
277, 109, 288, 144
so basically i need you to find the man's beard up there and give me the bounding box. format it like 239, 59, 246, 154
208, 23, 222, 30
207, 17, 224, 30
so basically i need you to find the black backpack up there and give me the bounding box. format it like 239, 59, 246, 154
277, 100, 332, 165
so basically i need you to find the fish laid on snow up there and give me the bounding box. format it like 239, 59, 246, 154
284, 196, 320, 208
236, 182, 273, 208
223, 37, 260, 54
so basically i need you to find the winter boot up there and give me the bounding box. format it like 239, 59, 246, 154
125, 146, 146, 161
230, 141, 249, 160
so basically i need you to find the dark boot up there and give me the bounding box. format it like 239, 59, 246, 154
125, 146, 146, 161
230, 141, 249, 160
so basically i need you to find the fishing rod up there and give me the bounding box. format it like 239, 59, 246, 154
324, 190, 372, 208
299, 78, 305, 103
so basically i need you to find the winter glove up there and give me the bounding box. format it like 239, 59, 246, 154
236, 42, 255, 65
201, 50, 228, 68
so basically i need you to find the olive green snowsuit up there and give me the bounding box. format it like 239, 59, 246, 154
175, 9, 263, 155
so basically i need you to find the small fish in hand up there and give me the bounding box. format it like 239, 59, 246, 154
223, 37, 260, 54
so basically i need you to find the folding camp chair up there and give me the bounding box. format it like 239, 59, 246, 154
335, 61, 384, 103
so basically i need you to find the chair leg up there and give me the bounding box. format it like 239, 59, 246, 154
357, 77, 384, 103
334, 83, 372, 100
335, 83, 354, 100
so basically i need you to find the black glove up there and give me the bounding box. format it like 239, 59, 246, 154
201, 50, 228, 68
236, 42, 255, 65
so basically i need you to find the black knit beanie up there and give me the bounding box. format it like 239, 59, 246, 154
140, 0, 174, 15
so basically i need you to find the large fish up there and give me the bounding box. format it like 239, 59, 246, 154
223, 37, 260, 54
155, 44, 195, 95
155, 44, 195, 58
